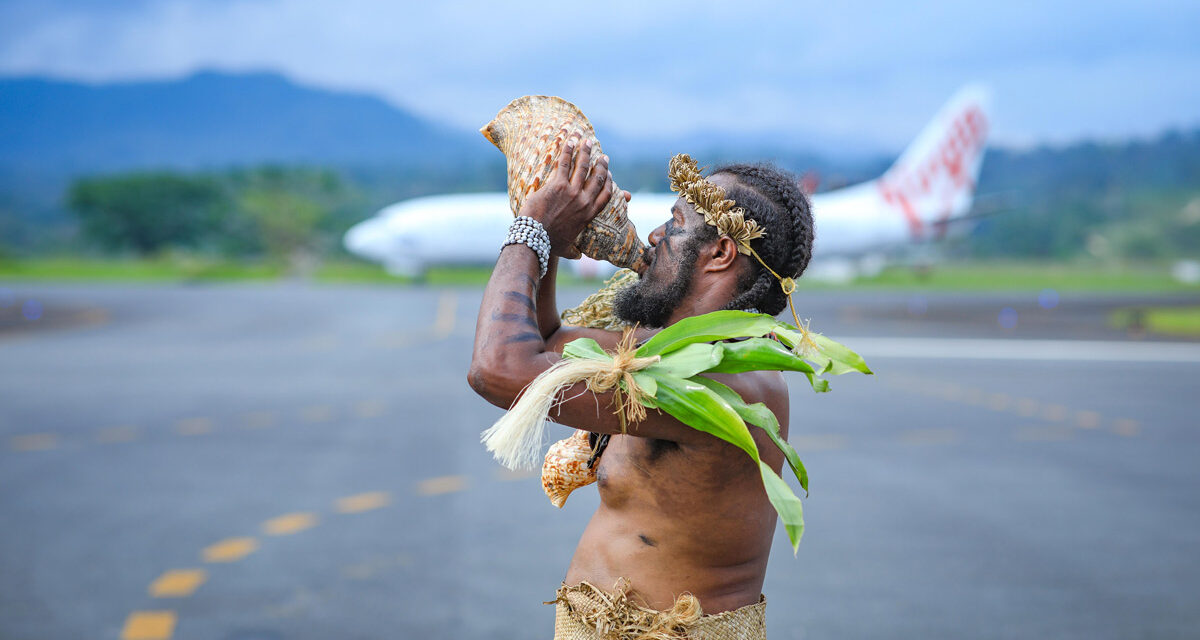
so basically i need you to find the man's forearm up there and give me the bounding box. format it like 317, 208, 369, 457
537, 255, 562, 339
468, 244, 553, 403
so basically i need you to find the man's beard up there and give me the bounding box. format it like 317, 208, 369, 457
613, 235, 701, 328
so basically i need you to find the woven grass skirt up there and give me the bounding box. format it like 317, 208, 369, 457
550, 581, 766, 640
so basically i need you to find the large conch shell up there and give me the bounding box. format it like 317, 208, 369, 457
481, 96, 648, 272
542, 429, 598, 508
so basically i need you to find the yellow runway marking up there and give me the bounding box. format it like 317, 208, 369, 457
1113, 418, 1141, 437
300, 405, 333, 423
9, 433, 57, 451
149, 569, 206, 597
1041, 404, 1068, 422
433, 291, 457, 339
175, 418, 212, 436
353, 400, 387, 419
121, 611, 176, 640
791, 434, 847, 451
262, 512, 317, 536
899, 428, 960, 445
1015, 398, 1039, 417
986, 393, 1011, 411
97, 426, 138, 443
202, 537, 258, 563
379, 291, 458, 348
418, 475, 468, 496
963, 388, 985, 406
243, 411, 277, 429
336, 491, 391, 513
1016, 425, 1074, 442
1075, 411, 1102, 429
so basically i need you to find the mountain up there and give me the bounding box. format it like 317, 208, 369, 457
0, 70, 479, 174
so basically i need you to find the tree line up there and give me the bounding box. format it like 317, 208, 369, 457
67, 166, 367, 262
52, 128, 1200, 264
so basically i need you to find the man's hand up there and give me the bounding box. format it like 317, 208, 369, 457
521, 136, 614, 258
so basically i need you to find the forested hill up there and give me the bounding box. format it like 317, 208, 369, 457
0, 71, 476, 172
967, 130, 1200, 259
980, 129, 1200, 195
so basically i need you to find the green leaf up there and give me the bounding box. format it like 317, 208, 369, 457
691, 376, 808, 496
706, 338, 816, 375
810, 333, 872, 374
630, 372, 658, 398
635, 311, 778, 358
562, 338, 609, 361
760, 460, 805, 554
651, 373, 760, 459
644, 343, 724, 379
773, 328, 871, 377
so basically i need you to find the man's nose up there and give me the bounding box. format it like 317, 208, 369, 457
648, 223, 666, 247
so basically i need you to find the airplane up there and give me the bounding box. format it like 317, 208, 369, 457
344, 85, 992, 281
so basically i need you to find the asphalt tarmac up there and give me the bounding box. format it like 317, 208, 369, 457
1, 282, 1198, 640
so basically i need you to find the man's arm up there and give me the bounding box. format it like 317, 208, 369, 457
466, 139, 720, 444
533, 195, 650, 355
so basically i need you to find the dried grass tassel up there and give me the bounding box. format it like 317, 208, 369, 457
560, 268, 639, 331
481, 328, 658, 470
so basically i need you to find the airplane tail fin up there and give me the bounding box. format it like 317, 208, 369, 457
877, 85, 992, 239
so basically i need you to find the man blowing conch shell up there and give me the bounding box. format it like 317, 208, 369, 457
468, 136, 816, 639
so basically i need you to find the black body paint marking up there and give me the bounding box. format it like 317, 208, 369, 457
503, 291, 536, 311
503, 332, 543, 344
517, 273, 538, 291
491, 312, 539, 330
638, 534, 657, 547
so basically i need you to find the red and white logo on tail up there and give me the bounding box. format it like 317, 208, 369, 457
877, 85, 992, 240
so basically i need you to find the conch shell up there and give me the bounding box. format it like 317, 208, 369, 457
542, 429, 598, 508
481, 96, 648, 272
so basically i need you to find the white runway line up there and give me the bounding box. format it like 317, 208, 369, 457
842, 337, 1200, 363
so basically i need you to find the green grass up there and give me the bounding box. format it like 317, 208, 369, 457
2, 256, 1199, 292
829, 262, 1200, 291
1110, 306, 1200, 337
0, 256, 285, 281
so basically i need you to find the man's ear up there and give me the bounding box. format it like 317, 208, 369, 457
701, 235, 741, 273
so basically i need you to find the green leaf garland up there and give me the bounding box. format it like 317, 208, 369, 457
562, 310, 871, 553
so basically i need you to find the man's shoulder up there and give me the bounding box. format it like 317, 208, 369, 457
702, 369, 788, 406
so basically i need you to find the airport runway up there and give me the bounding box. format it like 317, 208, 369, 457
1, 282, 1198, 640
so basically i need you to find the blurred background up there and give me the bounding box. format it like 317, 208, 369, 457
1, 1, 1197, 639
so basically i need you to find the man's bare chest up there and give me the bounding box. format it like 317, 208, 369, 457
594, 435, 748, 512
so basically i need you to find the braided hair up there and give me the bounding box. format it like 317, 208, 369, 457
704, 163, 815, 316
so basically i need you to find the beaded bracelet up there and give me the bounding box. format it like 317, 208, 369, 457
502, 215, 551, 278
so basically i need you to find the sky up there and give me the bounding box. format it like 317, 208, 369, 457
2, 0, 1198, 154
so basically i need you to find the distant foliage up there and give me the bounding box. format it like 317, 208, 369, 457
69, 173, 229, 255
52, 128, 1200, 263
67, 167, 365, 261
968, 130, 1200, 260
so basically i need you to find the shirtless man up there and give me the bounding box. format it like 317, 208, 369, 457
468, 136, 814, 638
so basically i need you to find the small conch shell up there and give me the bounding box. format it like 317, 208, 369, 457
542, 429, 598, 508
481, 96, 648, 272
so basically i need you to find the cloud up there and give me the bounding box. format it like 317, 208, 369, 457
1, 0, 1198, 150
